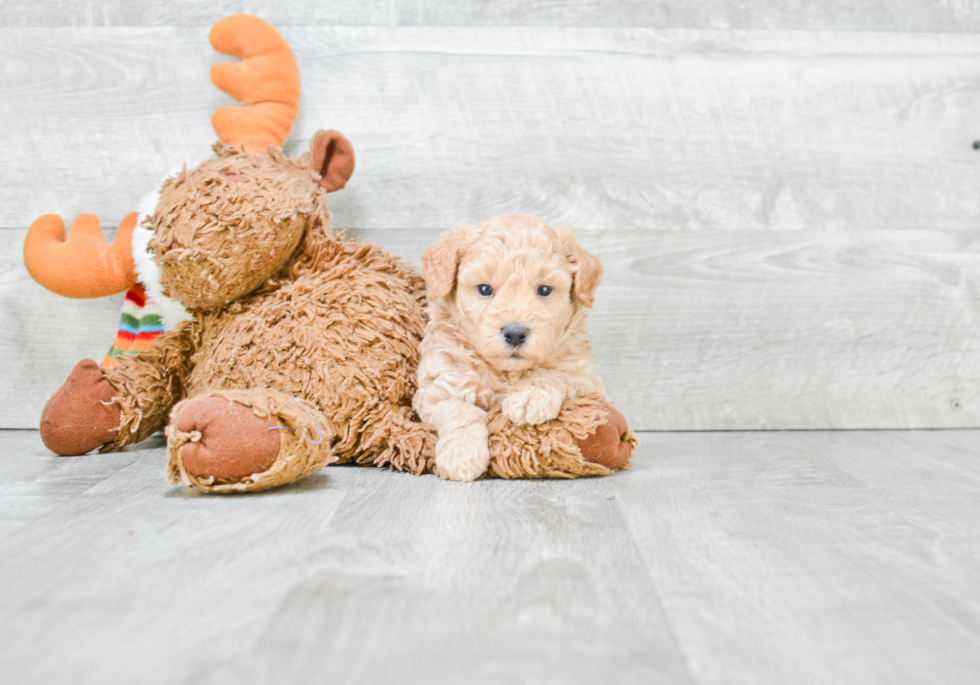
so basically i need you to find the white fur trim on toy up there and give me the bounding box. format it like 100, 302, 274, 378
132, 187, 191, 330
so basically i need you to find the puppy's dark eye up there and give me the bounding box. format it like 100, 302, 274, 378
537, 285, 553, 297
477, 284, 493, 297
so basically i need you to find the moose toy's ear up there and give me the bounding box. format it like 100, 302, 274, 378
310, 130, 355, 192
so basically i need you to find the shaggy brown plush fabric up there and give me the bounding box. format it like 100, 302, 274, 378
147, 146, 318, 309
488, 395, 637, 479
102, 324, 197, 448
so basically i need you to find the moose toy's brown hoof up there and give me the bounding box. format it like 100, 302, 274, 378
174, 396, 281, 481
40, 360, 121, 455
579, 401, 633, 470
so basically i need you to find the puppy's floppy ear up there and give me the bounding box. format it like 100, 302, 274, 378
422, 229, 464, 300
558, 228, 603, 308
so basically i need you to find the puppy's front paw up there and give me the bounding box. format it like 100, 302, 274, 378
435, 432, 490, 482
502, 387, 563, 426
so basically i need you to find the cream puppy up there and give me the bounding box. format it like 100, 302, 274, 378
414, 213, 605, 482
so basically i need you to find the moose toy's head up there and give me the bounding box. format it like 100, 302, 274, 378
24, 15, 355, 313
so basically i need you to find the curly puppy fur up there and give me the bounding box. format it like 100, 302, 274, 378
414, 213, 608, 481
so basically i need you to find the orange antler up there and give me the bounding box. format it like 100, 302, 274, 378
23, 213, 138, 298
209, 15, 300, 153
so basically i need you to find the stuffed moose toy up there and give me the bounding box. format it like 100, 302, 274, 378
23, 15, 635, 492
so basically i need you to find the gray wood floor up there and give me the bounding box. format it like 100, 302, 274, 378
2, 429, 979, 684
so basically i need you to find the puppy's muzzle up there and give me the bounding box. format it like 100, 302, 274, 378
502, 323, 530, 349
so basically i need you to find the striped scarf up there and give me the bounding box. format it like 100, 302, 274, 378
101, 284, 166, 367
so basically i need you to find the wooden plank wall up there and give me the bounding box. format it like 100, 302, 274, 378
1, 2, 979, 430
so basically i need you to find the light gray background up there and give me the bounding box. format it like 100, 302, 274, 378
2, 1, 979, 430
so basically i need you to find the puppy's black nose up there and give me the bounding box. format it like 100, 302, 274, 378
502, 324, 529, 348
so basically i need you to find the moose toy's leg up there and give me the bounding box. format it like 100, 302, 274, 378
169, 397, 281, 480
39, 327, 196, 455
578, 400, 634, 470
166, 388, 339, 493
40, 360, 121, 455
486, 394, 637, 479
